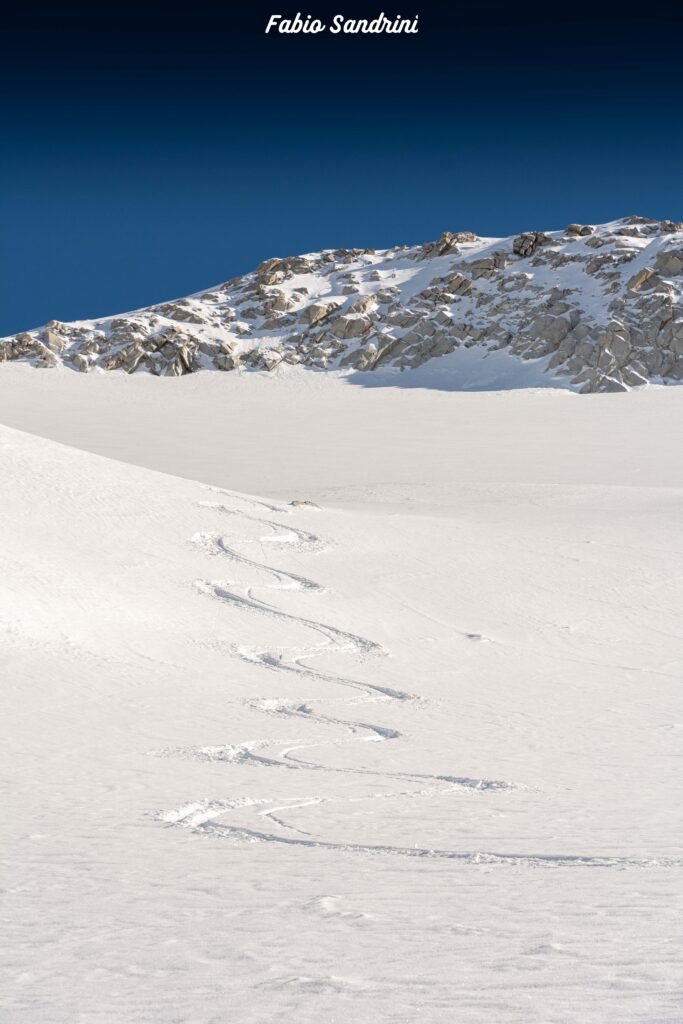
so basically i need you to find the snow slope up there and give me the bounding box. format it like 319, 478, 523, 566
0, 362, 681, 494
2, 414, 682, 1023
2, 215, 683, 392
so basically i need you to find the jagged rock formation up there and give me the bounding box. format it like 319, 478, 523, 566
2, 216, 683, 391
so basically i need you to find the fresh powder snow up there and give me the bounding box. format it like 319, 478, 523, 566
1, 362, 682, 1022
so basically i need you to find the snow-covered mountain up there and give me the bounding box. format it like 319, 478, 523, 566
3, 215, 683, 392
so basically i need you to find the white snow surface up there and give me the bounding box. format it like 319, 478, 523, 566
1, 371, 682, 1023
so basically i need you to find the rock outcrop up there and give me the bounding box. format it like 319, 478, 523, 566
2, 216, 683, 391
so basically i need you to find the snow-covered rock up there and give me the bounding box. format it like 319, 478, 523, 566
3, 215, 683, 391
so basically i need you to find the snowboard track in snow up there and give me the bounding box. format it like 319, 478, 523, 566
158, 488, 680, 869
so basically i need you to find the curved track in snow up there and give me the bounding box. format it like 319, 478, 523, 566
159, 489, 680, 868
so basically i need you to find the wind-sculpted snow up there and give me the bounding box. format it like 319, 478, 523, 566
3, 215, 683, 391
158, 489, 681, 867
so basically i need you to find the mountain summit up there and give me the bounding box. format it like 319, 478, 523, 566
2, 216, 683, 392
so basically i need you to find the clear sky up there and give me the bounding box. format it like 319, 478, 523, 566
2, 1, 682, 335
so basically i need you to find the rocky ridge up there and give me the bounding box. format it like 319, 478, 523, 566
2, 216, 683, 391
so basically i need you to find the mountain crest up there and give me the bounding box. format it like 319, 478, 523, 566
2, 215, 682, 392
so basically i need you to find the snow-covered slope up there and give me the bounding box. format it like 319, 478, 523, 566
2, 420, 682, 1023
3, 215, 683, 392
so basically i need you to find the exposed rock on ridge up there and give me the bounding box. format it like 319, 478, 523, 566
2, 217, 683, 391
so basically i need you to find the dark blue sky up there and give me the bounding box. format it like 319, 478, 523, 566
2, 1, 682, 335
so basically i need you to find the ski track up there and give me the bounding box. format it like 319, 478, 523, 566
158, 488, 681, 869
